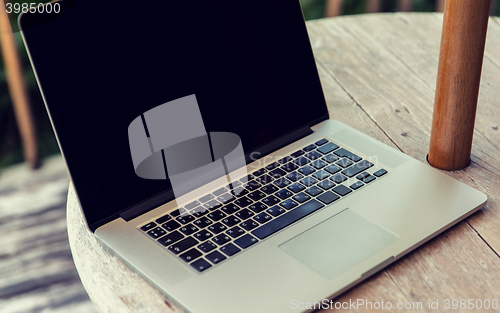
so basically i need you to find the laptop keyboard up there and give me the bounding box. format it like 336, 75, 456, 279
138, 138, 388, 273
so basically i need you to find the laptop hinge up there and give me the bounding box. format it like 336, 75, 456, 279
118, 125, 315, 222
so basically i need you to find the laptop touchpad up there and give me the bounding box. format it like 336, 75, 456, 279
279, 209, 400, 280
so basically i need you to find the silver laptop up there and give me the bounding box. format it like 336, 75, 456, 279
20, 0, 487, 312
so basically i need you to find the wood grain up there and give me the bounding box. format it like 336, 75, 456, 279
429, 0, 491, 170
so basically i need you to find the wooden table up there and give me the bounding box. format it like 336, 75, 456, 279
67, 13, 500, 312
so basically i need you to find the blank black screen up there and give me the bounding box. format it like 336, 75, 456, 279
21, 0, 328, 229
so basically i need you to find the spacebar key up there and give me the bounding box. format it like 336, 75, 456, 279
251, 200, 324, 239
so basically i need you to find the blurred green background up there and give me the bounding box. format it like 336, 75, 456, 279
1, 0, 499, 169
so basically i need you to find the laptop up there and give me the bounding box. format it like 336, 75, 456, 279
19, 0, 487, 312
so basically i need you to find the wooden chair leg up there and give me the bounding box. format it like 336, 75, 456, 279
325, 0, 343, 17
398, 0, 413, 12
428, 0, 491, 170
367, 0, 382, 13
0, 1, 39, 169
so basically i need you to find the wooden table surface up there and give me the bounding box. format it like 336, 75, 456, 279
67, 13, 500, 312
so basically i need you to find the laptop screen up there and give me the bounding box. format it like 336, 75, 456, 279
21, 0, 328, 229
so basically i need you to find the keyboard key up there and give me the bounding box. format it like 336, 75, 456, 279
317, 180, 335, 190
314, 138, 329, 146
265, 162, 281, 170
286, 171, 304, 182
305, 151, 322, 160
293, 192, 311, 203
217, 193, 234, 204
317, 191, 340, 204
212, 234, 231, 245
305, 186, 323, 197
278, 156, 294, 164
299, 165, 316, 175
247, 190, 266, 201
273, 178, 291, 188
373, 169, 388, 177
294, 157, 310, 166
252, 200, 324, 239
208, 222, 227, 234
280, 199, 299, 210
169, 209, 181, 217
256, 174, 273, 185
363, 176, 376, 184
185, 201, 200, 210
176, 215, 196, 225
193, 216, 213, 228
262, 196, 280, 206
245, 180, 262, 191
356, 172, 371, 180
221, 203, 240, 215
332, 185, 352, 196
270, 168, 287, 179
190, 258, 212, 272
322, 154, 339, 163
208, 210, 227, 221
234, 234, 259, 249
288, 182, 306, 193
197, 241, 216, 253
317, 142, 340, 154
303, 144, 316, 152
155, 215, 171, 224
341, 160, 374, 178
168, 237, 198, 254
199, 194, 214, 203
267, 206, 286, 217
206, 251, 226, 264
254, 212, 273, 224
141, 222, 157, 232
239, 174, 255, 183
213, 187, 228, 196
330, 174, 348, 184
234, 197, 253, 208
291, 150, 305, 158
220, 243, 241, 256
222, 216, 241, 227
248, 202, 267, 213
180, 224, 199, 236
158, 231, 184, 246
275, 189, 293, 200
350, 181, 364, 190
233, 187, 249, 197
311, 159, 327, 169
179, 248, 202, 263
300, 176, 318, 187
240, 220, 259, 231
333, 148, 362, 162
191, 207, 209, 218
162, 220, 181, 232
313, 170, 330, 180
252, 168, 267, 176
194, 229, 213, 241
261, 184, 279, 195
281, 162, 299, 172
336, 158, 354, 168
236, 208, 255, 220
325, 164, 342, 174
204, 199, 222, 211
226, 226, 245, 238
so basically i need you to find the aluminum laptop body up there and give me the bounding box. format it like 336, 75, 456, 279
19, 0, 487, 312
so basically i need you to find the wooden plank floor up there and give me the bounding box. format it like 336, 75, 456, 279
0, 156, 97, 312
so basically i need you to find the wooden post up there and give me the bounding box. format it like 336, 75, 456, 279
325, 0, 343, 17
0, 1, 40, 169
436, 0, 446, 12
398, 0, 413, 12
428, 0, 491, 170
